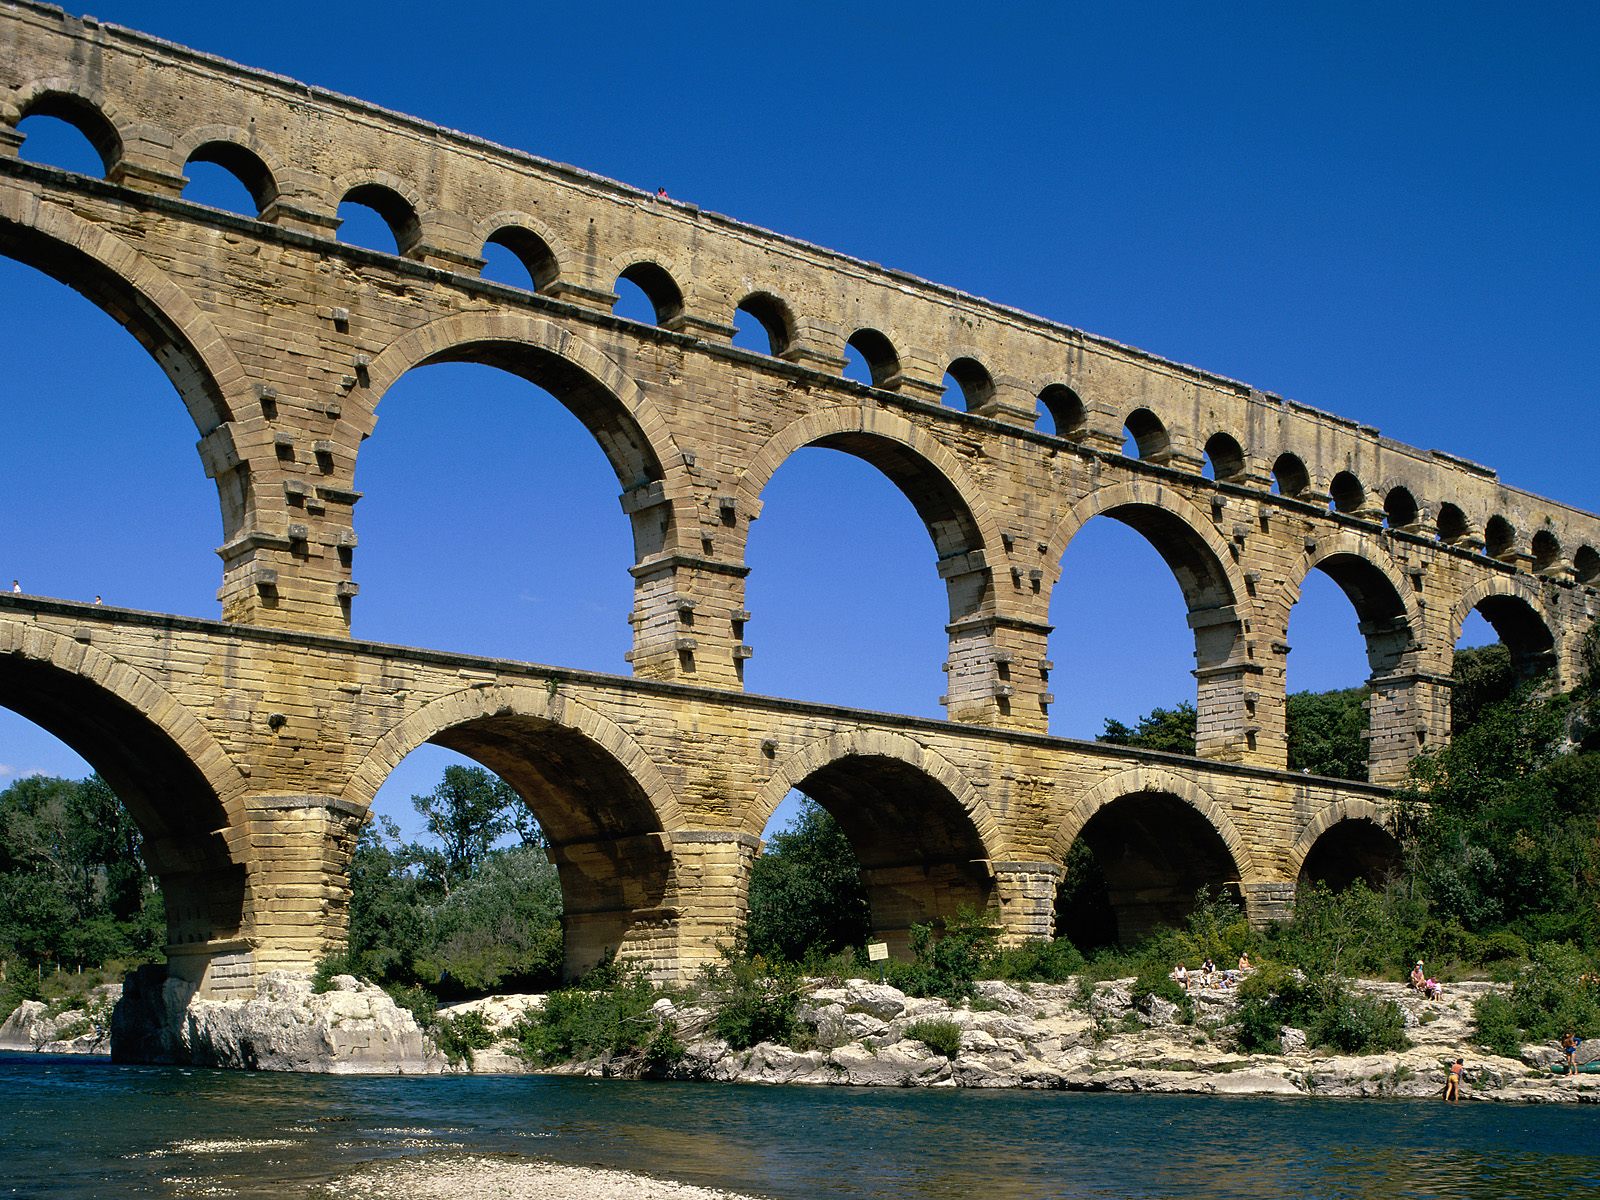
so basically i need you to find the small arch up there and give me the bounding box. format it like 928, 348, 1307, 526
1123, 408, 1170, 462
1038, 384, 1088, 439
843, 328, 900, 388
1575, 545, 1600, 585
943, 357, 995, 411
337, 182, 423, 257
15, 89, 121, 177
1329, 470, 1366, 515
1383, 486, 1419, 530
1203, 432, 1247, 482
1271, 453, 1310, 499
1531, 529, 1562, 575
1288, 800, 1400, 893
183, 141, 277, 216
613, 261, 684, 327
732, 291, 796, 357
1485, 515, 1517, 561
482, 225, 559, 293
1436, 503, 1470, 545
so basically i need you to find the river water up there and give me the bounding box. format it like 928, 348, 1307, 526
3, 1053, 1598, 1199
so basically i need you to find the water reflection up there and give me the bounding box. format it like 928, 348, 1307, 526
2, 1056, 1597, 1199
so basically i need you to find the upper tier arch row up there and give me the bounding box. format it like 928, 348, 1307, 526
3, 3, 1598, 575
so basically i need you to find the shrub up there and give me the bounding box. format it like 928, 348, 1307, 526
1504, 941, 1600, 1044
1230, 961, 1404, 1056
988, 938, 1084, 983
886, 907, 998, 1003
904, 1017, 963, 1059
1472, 991, 1521, 1057
311, 951, 358, 994
1131, 958, 1193, 1023
510, 971, 664, 1065
705, 957, 802, 1050
384, 982, 439, 1029
1311, 989, 1407, 1054
431, 1008, 497, 1067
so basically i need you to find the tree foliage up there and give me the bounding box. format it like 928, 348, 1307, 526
0, 774, 163, 983
1286, 686, 1368, 780
1098, 703, 1196, 755
745, 799, 870, 964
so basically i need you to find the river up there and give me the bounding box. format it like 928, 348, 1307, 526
3, 1053, 1598, 1198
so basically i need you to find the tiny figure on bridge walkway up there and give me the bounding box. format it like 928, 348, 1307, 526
655, 186, 669, 200
10, 579, 18, 594
1443, 1058, 1463, 1102
94, 595, 102, 605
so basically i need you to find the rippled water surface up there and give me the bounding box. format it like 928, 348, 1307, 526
3, 1053, 1599, 1198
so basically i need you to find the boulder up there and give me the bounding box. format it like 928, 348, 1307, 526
113, 967, 444, 1073
0, 985, 119, 1054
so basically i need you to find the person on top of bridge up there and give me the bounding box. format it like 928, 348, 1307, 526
10, 580, 18, 594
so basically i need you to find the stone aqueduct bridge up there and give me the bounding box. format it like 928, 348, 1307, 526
2, 4, 1598, 995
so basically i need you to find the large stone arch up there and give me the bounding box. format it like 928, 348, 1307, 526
344, 681, 685, 977
748, 728, 1002, 952
1051, 766, 1252, 874
1276, 532, 1422, 672
1044, 480, 1251, 757
356, 312, 693, 565
1053, 766, 1254, 947
0, 182, 247, 433
747, 727, 998, 847
0, 616, 252, 973
1450, 575, 1559, 682
342, 681, 683, 832
1044, 479, 1247, 609
1286, 797, 1398, 887
735, 404, 1005, 613
360, 312, 683, 489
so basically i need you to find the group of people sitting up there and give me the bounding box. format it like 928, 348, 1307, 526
1174, 953, 1252, 992
1409, 960, 1443, 1000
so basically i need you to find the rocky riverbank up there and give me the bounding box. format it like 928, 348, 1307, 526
444, 974, 1599, 1104
6, 971, 1595, 1103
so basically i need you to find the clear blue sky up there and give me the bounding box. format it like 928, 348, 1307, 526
2, 1, 1595, 837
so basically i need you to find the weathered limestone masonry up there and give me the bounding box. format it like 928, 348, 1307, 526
2, 4, 1598, 995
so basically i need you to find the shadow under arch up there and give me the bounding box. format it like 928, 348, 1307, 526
735, 405, 1004, 621
344, 683, 683, 977
0, 614, 251, 979
749, 730, 1000, 954
1450, 577, 1558, 683
358, 313, 690, 559
1287, 798, 1400, 894
1053, 766, 1251, 948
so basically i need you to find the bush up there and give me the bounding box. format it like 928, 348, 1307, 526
510, 971, 664, 1065
904, 1017, 963, 1059
1230, 961, 1404, 1056
384, 982, 439, 1030
988, 938, 1084, 983
705, 957, 802, 1050
1472, 991, 1521, 1057
431, 1008, 497, 1066
885, 908, 997, 1002
1131, 957, 1193, 1023
1503, 941, 1600, 1044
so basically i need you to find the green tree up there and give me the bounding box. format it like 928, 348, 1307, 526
746, 799, 870, 963
1450, 642, 1517, 735
0, 774, 162, 975
1098, 703, 1197, 755
1286, 686, 1368, 780
411, 765, 515, 892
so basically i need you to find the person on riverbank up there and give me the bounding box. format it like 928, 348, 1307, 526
1443, 1058, 1463, 1103
1175, 963, 1190, 992
1561, 1032, 1579, 1079
1410, 961, 1426, 991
